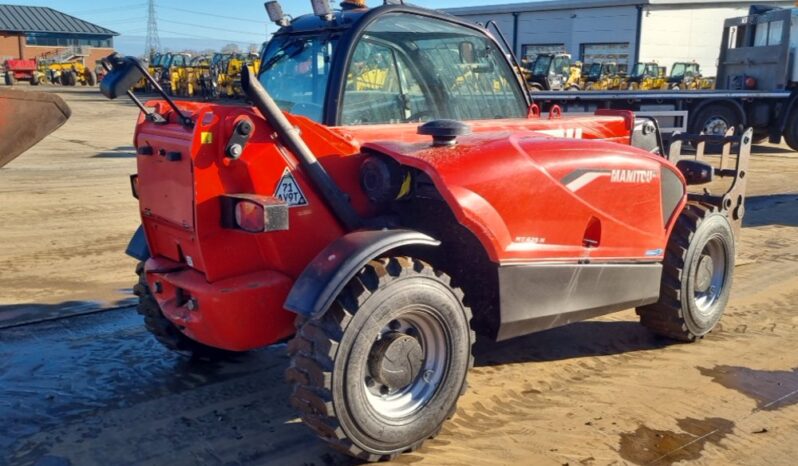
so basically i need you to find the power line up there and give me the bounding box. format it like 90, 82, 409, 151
159, 19, 265, 38
157, 5, 266, 24
157, 29, 255, 45
102, 17, 148, 25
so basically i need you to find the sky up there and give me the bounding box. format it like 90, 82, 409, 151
2, 0, 537, 55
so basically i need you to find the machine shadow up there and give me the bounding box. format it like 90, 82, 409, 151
473, 319, 674, 368
743, 193, 798, 227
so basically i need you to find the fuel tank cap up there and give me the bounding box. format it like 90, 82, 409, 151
417, 120, 471, 147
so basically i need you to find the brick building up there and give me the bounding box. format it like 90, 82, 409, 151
0, 4, 117, 67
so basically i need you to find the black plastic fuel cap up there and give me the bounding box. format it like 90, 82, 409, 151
418, 120, 471, 147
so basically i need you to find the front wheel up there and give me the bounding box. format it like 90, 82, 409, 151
287, 257, 474, 462
637, 204, 735, 341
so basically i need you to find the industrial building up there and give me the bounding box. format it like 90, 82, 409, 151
447, 0, 792, 76
0, 4, 117, 66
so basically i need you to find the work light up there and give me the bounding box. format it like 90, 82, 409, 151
221, 194, 289, 233
265, 1, 290, 27
311, 0, 334, 20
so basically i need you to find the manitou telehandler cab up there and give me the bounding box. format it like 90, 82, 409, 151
101, 0, 749, 462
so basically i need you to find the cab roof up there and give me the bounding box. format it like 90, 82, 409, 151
273, 3, 483, 37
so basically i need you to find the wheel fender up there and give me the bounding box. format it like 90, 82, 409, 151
284, 229, 440, 319
125, 225, 151, 261
691, 99, 747, 128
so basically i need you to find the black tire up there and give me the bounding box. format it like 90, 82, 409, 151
87, 70, 97, 86
30, 73, 40, 86
133, 262, 235, 358
637, 204, 735, 341
783, 109, 798, 151
691, 104, 740, 137
5, 72, 15, 86
287, 257, 474, 462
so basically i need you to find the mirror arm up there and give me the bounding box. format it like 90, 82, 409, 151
101, 60, 168, 125
131, 60, 194, 128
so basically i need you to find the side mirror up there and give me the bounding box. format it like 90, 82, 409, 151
676, 159, 715, 185
100, 53, 145, 99
458, 41, 476, 64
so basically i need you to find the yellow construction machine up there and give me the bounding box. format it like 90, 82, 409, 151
583, 62, 624, 90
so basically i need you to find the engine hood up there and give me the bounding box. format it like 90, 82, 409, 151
366, 129, 683, 264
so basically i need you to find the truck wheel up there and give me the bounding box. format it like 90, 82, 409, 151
783, 109, 798, 151
133, 262, 235, 358
30, 73, 40, 86
287, 257, 474, 462
637, 204, 735, 341
691, 104, 741, 153
5, 72, 15, 86
87, 70, 97, 86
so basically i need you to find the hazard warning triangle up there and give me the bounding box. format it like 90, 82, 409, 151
274, 168, 309, 207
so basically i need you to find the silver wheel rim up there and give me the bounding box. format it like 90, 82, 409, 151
693, 236, 727, 316
703, 116, 729, 136
363, 307, 448, 420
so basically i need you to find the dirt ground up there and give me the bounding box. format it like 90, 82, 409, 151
1, 87, 797, 466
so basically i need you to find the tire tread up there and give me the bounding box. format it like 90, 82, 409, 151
286, 256, 474, 462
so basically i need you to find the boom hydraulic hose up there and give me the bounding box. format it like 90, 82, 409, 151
241, 66, 362, 231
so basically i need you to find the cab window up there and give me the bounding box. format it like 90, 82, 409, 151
341, 13, 526, 125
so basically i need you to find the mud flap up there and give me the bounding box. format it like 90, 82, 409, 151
284, 230, 440, 319
125, 225, 151, 261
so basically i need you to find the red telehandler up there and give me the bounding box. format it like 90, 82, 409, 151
99, 1, 749, 461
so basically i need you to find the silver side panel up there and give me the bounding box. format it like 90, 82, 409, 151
496, 263, 662, 341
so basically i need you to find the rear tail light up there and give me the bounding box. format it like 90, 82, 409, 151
221, 194, 289, 233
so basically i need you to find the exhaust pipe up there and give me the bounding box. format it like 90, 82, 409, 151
241, 66, 361, 231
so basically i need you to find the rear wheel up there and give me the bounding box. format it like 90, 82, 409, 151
5, 72, 15, 86
86, 70, 97, 86
287, 257, 474, 462
691, 104, 741, 153
783, 108, 798, 151
134, 262, 236, 358
637, 204, 735, 341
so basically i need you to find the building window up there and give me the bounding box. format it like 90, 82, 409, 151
25, 33, 113, 48
521, 44, 566, 64
580, 42, 630, 68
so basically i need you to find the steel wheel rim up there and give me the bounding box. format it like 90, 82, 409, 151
694, 235, 727, 316
363, 306, 449, 420
703, 116, 729, 136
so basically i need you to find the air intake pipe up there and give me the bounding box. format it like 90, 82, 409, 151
241, 66, 361, 231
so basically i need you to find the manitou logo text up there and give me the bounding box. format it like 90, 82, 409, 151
611, 169, 656, 184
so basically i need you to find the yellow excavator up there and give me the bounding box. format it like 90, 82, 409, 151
0, 90, 71, 168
